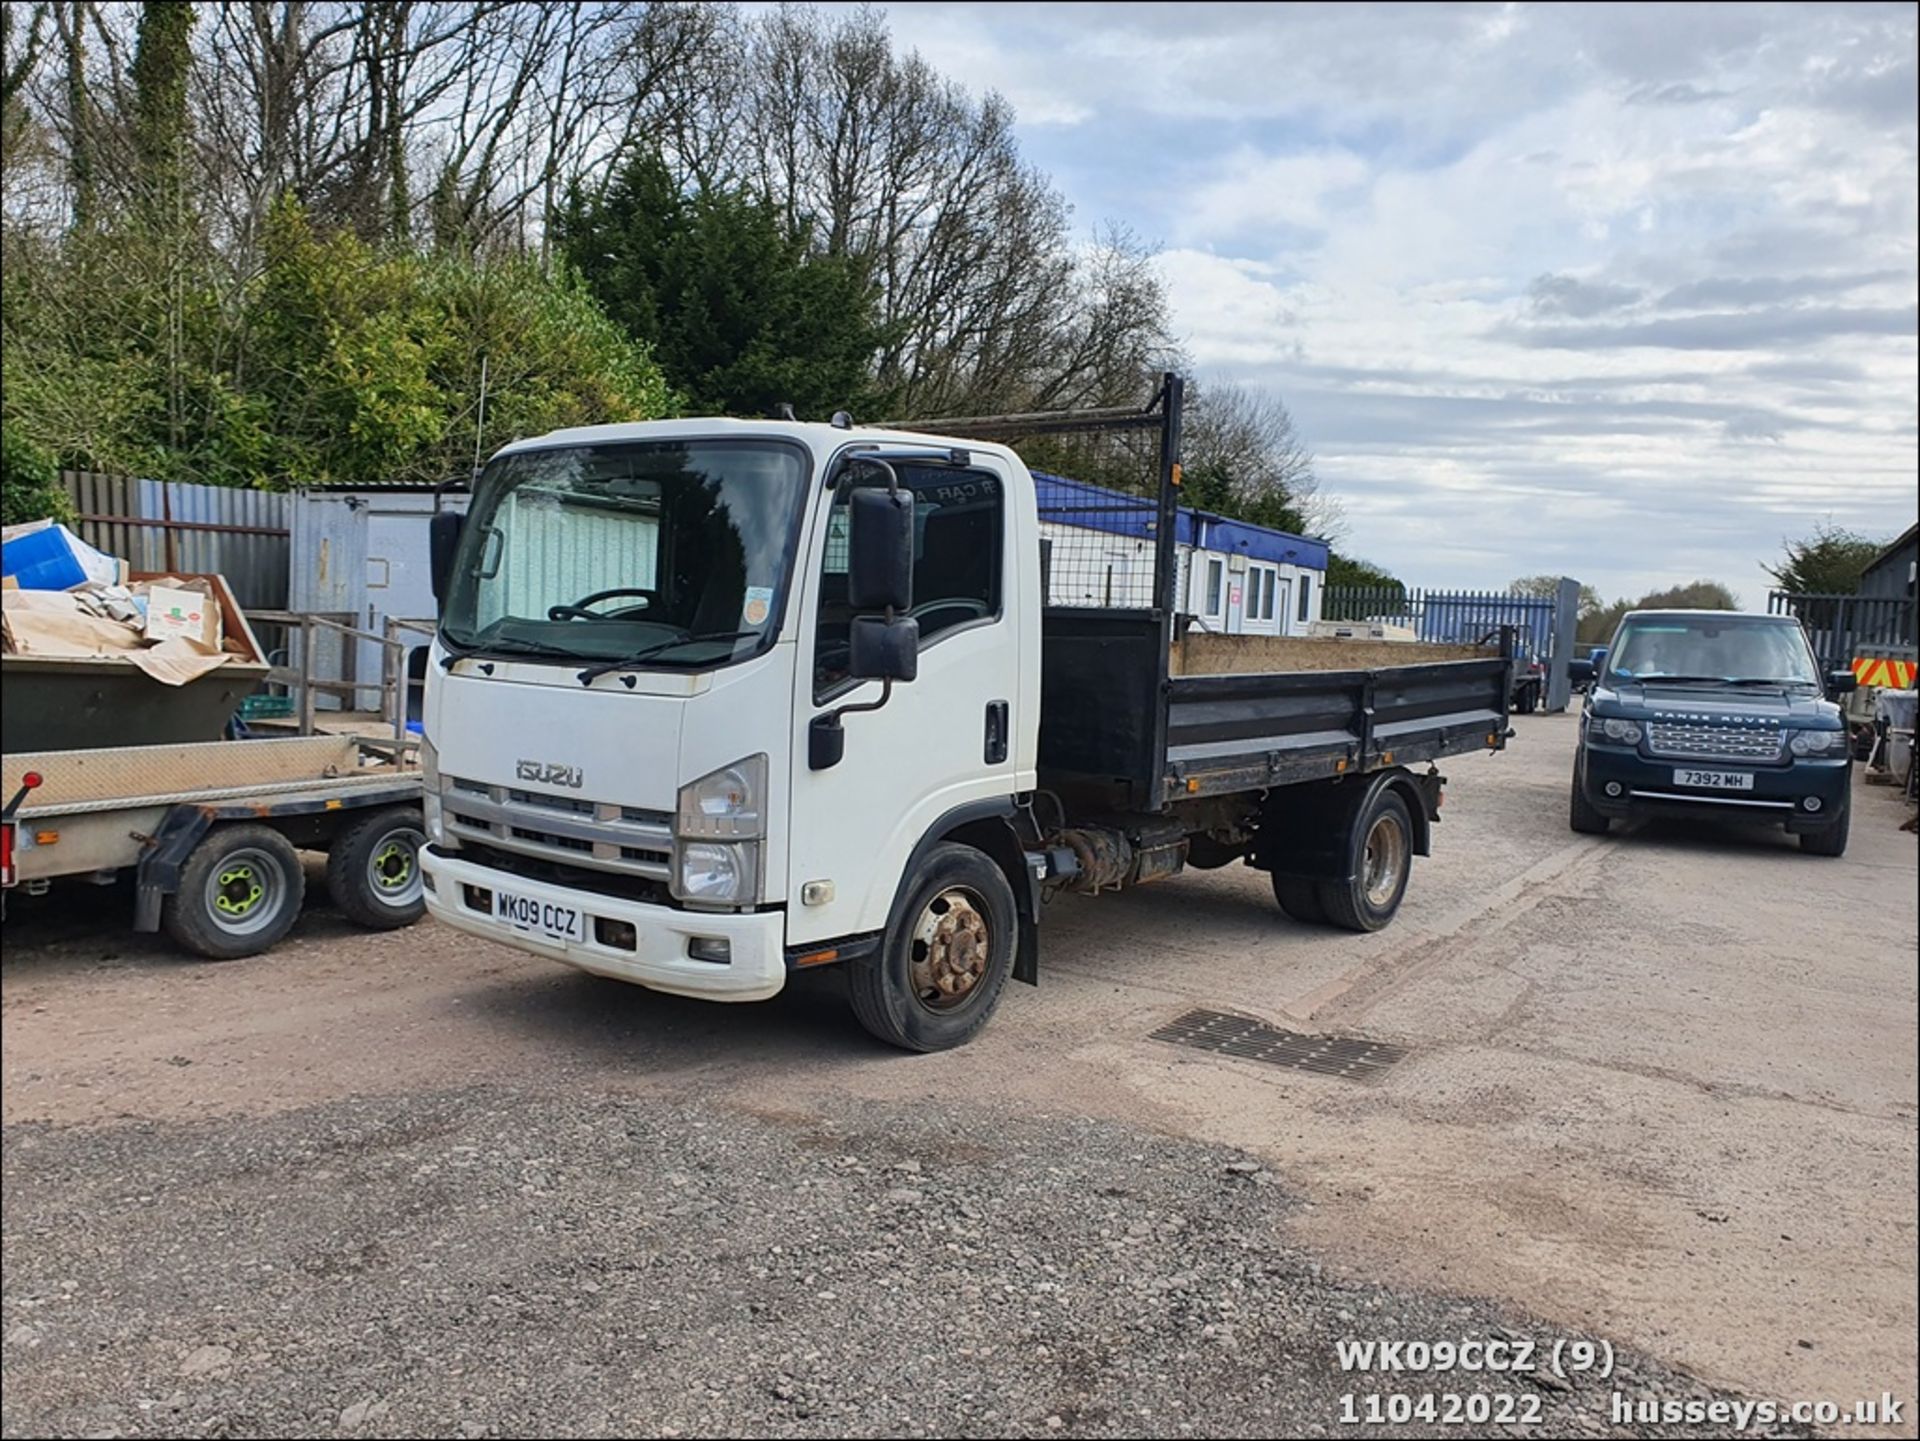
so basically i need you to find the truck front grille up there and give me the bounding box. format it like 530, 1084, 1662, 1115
443, 777, 673, 880
1646, 722, 1782, 761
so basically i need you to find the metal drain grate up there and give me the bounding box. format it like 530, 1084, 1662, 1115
1150, 1009, 1409, 1081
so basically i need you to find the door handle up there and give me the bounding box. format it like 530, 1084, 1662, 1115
984, 700, 1009, 764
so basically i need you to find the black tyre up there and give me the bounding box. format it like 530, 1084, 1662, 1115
849, 842, 1016, 1052
162, 823, 306, 960
1317, 790, 1414, 934
1272, 875, 1328, 924
326, 806, 427, 929
1569, 759, 1610, 835
1799, 799, 1850, 857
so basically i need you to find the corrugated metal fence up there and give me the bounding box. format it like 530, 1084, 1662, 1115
60, 472, 290, 610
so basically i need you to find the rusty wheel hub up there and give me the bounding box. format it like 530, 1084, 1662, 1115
910, 887, 991, 1011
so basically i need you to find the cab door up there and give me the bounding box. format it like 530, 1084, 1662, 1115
786, 457, 1024, 947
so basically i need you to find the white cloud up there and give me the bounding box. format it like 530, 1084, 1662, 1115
867, 2, 1917, 603
1176, 148, 1372, 242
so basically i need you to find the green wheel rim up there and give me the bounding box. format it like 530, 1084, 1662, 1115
364, 825, 426, 909
204, 847, 286, 937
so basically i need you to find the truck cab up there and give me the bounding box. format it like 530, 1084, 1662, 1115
419, 421, 1040, 1047
1570, 609, 1857, 855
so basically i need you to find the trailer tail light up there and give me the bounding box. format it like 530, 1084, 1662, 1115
2, 770, 45, 889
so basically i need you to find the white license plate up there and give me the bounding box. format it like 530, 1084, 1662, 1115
492, 889, 586, 943
1673, 768, 1755, 791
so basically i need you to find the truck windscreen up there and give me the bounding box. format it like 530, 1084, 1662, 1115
440, 438, 809, 666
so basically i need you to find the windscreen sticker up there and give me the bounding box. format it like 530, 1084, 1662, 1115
741, 586, 775, 627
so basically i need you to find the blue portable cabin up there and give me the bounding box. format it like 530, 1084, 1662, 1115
1031, 470, 1329, 635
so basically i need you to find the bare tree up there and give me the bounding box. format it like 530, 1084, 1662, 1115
698, 6, 1172, 418
1184, 379, 1343, 540
1, 2, 51, 167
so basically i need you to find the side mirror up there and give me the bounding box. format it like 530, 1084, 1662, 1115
1588, 646, 1608, 678
847, 486, 913, 612
849, 614, 919, 683
1829, 669, 1859, 695
429, 511, 465, 607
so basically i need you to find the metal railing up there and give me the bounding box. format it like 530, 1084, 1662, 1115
1323, 586, 1560, 654
246, 611, 436, 743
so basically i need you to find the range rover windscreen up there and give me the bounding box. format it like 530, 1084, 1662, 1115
1603, 614, 1822, 688
439, 439, 810, 669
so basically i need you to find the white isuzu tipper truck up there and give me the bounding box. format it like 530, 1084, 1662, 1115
418, 376, 1510, 1050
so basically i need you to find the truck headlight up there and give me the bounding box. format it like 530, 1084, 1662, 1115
419, 736, 448, 846
1591, 716, 1642, 744
1788, 729, 1838, 755
676, 755, 766, 840
673, 756, 766, 903
675, 841, 759, 904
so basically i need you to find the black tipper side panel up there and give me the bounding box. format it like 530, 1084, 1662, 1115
1163, 657, 1509, 800
1037, 607, 1166, 808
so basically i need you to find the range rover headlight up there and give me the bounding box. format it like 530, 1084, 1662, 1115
1788, 729, 1839, 755
1592, 716, 1642, 744
676, 755, 767, 840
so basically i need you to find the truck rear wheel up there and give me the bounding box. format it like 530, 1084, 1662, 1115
1569, 759, 1610, 834
162, 824, 306, 960
1272, 875, 1328, 924
326, 806, 427, 929
849, 842, 1016, 1053
1316, 790, 1413, 933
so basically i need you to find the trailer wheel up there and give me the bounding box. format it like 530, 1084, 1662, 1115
848, 842, 1016, 1053
1316, 790, 1414, 933
1272, 875, 1328, 924
326, 806, 427, 929
162, 824, 306, 960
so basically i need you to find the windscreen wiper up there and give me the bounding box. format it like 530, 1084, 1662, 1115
439, 635, 579, 670
575, 630, 760, 684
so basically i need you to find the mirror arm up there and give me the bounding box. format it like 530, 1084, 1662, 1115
809, 680, 895, 771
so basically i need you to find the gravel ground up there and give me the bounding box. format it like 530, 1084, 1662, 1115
2, 1089, 1810, 1439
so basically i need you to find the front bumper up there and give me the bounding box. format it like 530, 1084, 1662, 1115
1579, 744, 1850, 832
420, 847, 788, 1001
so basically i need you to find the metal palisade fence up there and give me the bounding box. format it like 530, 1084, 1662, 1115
59, 472, 290, 611
1767, 590, 1917, 674
1322, 585, 1561, 656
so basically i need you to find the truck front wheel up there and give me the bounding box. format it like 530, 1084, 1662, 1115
162, 824, 306, 960
1316, 790, 1414, 933
849, 842, 1016, 1053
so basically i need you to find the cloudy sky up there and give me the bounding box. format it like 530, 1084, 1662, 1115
872, 2, 1917, 603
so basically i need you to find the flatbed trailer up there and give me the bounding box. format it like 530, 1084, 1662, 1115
3, 735, 425, 958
